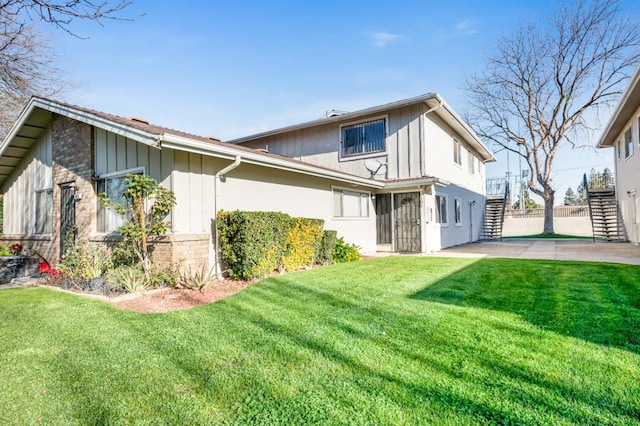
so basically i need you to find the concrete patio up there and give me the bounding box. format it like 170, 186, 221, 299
431, 239, 640, 265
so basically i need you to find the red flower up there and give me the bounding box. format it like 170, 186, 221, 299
10, 243, 22, 255
39, 262, 51, 273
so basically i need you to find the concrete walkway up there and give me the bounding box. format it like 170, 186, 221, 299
431, 239, 640, 265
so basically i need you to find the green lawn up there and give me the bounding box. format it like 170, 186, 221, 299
1, 256, 639, 425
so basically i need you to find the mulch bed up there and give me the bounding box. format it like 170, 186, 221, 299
112, 279, 254, 313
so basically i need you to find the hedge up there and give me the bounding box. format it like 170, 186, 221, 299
217, 211, 329, 280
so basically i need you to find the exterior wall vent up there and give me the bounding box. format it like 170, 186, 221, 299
205, 135, 221, 142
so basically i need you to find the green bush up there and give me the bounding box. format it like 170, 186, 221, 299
217, 211, 325, 280
59, 237, 113, 280
333, 237, 361, 263
104, 265, 150, 293
315, 230, 337, 266
217, 211, 292, 280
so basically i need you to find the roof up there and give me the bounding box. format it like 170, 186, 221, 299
0, 97, 385, 189
227, 93, 496, 163
597, 63, 640, 148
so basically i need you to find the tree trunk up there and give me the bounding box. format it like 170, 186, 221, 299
543, 191, 555, 234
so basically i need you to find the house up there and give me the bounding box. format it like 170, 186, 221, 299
597, 63, 640, 243
228, 93, 495, 253
0, 97, 382, 272
0, 94, 494, 274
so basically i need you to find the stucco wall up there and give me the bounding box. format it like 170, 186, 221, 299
608, 103, 640, 242
502, 216, 593, 237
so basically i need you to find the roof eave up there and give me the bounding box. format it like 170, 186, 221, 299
597, 63, 640, 148
159, 133, 385, 188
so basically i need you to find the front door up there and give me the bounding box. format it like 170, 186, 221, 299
394, 192, 421, 252
60, 183, 76, 258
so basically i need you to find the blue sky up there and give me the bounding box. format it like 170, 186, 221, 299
45, 0, 632, 203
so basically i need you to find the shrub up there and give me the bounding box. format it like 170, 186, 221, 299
0, 242, 12, 256
217, 211, 292, 280
333, 237, 361, 263
315, 230, 337, 266
180, 263, 216, 293
104, 265, 150, 293
148, 262, 181, 288
59, 238, 113, 280
280, 218, 323, 272
217, 211, 327, 279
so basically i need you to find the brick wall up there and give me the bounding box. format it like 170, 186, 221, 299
151, 233, 211, 272
50, 114, 95, 264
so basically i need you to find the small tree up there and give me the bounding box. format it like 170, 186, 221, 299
564, 187, 577, 206
98, 174, 176, 274
513, 188, 541, 209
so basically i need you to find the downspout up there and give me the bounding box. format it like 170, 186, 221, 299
213, 156, 242, 278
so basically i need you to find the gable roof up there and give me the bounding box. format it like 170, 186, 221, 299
0, 97, 384, 189
597, 63, 640, 148
226, 93, 496, 163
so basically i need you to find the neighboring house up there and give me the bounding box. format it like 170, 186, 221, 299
0, 94, 494, 274
597, 63, 640, 243
228, 93, 495, 253
0, 97, 382, 272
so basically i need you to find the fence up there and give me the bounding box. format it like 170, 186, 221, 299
504, 206, 589, 219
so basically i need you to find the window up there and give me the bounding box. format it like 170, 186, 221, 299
453, 139, 462, 165
618, 140, 621, 159
435, 195, 448, 225
34, 189, 53, 234
97, 168, 143, 233
468, 151, 475, 174
625, 127, 633, 158
333, 188, 369, 218
454, 198, 462, 226
341, 118, 386, 157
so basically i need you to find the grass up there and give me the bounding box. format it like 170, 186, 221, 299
1, 256, 639, 425
506, 233, 594, 239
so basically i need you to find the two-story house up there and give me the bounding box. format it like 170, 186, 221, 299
0, 94, 494, 274
229, 93, 495, 254
597, 63, 640, 243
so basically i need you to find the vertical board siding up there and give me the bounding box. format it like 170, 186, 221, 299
188, 152, 203, 231
172, 150, 190, 233
171, 151, 215, 234
3, 127, 52, 235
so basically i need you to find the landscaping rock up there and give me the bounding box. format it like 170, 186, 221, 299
0, 256, 40, 283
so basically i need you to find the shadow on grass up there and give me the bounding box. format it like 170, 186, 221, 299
411, 257, 640, 354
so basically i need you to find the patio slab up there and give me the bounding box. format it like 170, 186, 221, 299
431, 239, 640, 265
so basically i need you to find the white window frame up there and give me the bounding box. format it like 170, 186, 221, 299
332, 187, 370, 219
435, 194, 448, 226
454, 198, 462, 226
96, 167, 145, 233
339, 115, 388, 161
34, 187, 53, 234
453, 139, 463, 166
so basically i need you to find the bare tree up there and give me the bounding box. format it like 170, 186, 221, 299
0, 1, 134, 137
465, 0, 640, 233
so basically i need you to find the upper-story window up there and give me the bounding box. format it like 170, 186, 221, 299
454, 139, 462, 165
341, 118, 386, 157
625, 127, 633, 158
468, 150, 476, 174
